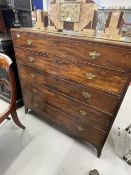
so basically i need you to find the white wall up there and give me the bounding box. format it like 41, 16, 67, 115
95, 0, 131, 8
44, 0, 131, 10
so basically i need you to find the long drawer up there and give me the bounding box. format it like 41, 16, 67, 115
15, 48, 128, 96
21, 79, 112, 132
12, 30, 131, 72
18, 63, 119, 115
23, 90, 106, 147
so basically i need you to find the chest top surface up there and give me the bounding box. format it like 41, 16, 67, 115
12, 28, 131, 48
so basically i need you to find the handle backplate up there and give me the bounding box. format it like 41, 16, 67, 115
86, 73, 96, 80
80, 110, 88, 116
89, 51, 101, 60
29, 56, 35, 62
27, 40, 32, 45
82, 92, 92, 99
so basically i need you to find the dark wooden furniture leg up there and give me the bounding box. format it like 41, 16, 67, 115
25, 107, 29, 114
96, 146, 102, 158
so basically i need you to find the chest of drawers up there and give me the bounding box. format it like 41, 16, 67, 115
12, 29, 131, 157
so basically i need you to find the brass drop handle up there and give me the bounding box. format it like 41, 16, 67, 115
27, 40, 32, 45
82, 92, 92, 99
77, 125, 84, 131
28, 56, 35, 62
86, 73, 96, 80
30, 73, 37, 78
80, 110, 88, 116
89, 51, 101, 60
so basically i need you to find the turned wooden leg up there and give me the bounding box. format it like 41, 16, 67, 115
11, 110, 25, 129
25, 107, 29, 114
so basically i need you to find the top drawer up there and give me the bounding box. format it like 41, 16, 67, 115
12, 30, 131, 73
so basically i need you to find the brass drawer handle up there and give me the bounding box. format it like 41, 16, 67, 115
89, 51, 101, 60
80, 110, 88, 116
27, 40, 32, 45
86, 73, 96, 80
32, 88, 38, 93
30, 73, 37, 78
77, 125, 84, 131
82, 92, 92, 99
28, 56, 35, 62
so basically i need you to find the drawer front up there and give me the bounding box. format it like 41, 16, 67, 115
12, 30, 131, 72
23, 91, 106, 146
18, 63, 119, 115
15, 49, 128, 96
21, 80, 112, 132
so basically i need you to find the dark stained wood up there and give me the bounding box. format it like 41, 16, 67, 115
15, 48, 128, 96
92, 10, 98, 29
0, 11, 6, 34
117, 11, 124, 29
17, 63, 120, 115
105, 11, 112, 28
50, 19, 56, 27
63, 22, 74, 31
11, 28, 131, 47
0, 53, 25, 129
83, 21, 92, 29
23, 91, 106, 147
12, 30, 131, 73
86, 0, 95, 3
11, 28, 131, 157
21, 79, 112, 132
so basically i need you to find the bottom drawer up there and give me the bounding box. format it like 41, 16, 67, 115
23, 93, 106, 147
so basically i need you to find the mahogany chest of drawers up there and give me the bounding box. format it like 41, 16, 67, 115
12, 28, 131, 157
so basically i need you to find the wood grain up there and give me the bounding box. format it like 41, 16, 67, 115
18, 63, 119, 115
15, 48, 128, 96
11, 28, 131, 157
12, 30, 131, 73
21, 79, 112, 132
23, 89, 106, 147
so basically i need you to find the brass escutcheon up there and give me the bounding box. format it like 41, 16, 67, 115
89, 51, 101, 60
82, 91, 92, 99
86, 73, 96, 80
